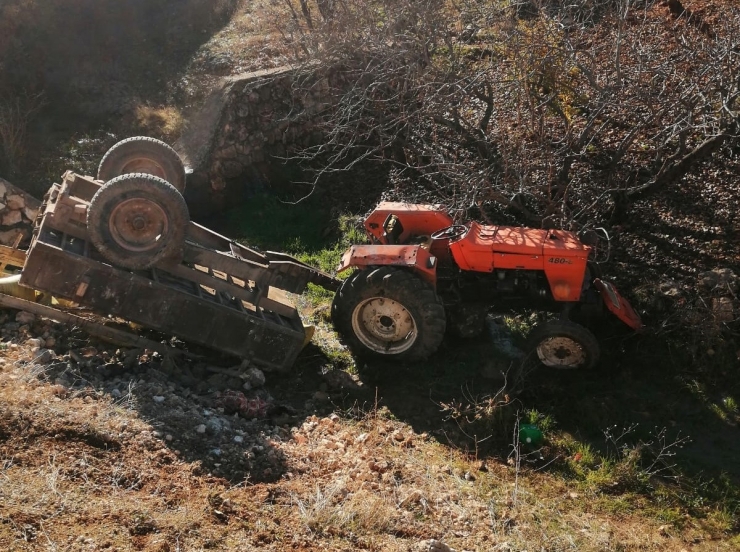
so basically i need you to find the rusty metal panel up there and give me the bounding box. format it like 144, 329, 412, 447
19, 171, 329, 371
247, 318, 304, 369
20, 228, 306, 371
64, 171, 102, 201
363, 202, 453, 243
337, 244, 437, 286
183, 243, 271, 285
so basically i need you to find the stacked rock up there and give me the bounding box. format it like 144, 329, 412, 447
0, 177, 40, 247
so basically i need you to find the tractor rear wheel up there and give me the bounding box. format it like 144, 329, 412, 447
526, 320, 600, 370
98, 136, 187, 192
87, 173, 189, 270
332, 267, 446, 361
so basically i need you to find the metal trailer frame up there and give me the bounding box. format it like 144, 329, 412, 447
17, 172, 339, 371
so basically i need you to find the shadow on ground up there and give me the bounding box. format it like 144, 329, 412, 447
322, 326, 740, 505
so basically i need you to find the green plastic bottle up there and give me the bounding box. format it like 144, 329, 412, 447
519, 424, 544, 446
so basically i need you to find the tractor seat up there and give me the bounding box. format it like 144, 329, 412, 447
383, 214, 404, 244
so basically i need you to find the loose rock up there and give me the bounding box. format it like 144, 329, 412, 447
15, 311, 35, 325
34, 349, 53, 365
419, 540, 456, 552
5, 194, 25, 210
2, 209, 22, 226
243, 367, 265, 389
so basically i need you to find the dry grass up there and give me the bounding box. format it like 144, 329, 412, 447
294, 483, 395, 535
1, 348, 739, 550
190, 1, 291, 77
134, 105, 187, 143
0, 361, 205, 550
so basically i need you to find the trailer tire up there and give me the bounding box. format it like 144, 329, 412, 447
98, 136, 187, 192
331, 267, 446, 361
88, 173, 189, 270
526, 319, 600, 370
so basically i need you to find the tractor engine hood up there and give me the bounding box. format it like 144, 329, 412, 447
449, 222, 591, 271
448, 223, 593, 303
474, 223, 590, 258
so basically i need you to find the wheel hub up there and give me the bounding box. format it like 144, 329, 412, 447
109, 198, 168, 253
131, 216, 146, 231
378, 315, 395, 329
351, 297, 417, 354
536, 337, 586, 368
120, 157, 166, 180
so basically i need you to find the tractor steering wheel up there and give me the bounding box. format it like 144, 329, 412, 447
431, 224, 468, 241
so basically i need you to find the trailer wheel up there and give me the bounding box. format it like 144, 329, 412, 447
98, 136, 187, 192
526, 320, 600, 370
332, 267, 446, 361
88, 173, 189, 270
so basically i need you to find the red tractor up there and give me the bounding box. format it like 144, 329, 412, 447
332, 202, 642, 369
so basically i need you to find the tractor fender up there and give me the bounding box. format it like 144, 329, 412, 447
593, 279, 643, 330
337, 245, 437, 286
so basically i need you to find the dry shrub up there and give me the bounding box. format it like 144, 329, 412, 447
342, 490, 395, 533
0, 92, 45, 177
134, 105, 186, 143
271, 0, 740, 229
295, 483, 395, 535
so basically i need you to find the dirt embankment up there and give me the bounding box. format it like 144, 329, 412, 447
0, 0, 238, 115
0, 0, 240, 195
2, 311, 731, 551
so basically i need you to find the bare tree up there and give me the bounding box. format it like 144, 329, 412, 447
272, 0, 740, 228
0, 92, 45, 177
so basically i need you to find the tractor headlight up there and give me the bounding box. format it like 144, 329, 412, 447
551, 281, 572, 300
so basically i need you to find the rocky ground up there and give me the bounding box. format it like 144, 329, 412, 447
1, 299, 738, 551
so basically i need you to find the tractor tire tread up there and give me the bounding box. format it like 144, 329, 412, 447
332, 267, 446, 361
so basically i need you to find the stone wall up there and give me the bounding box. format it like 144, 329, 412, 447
0, 177, 40, 247
175, 66, 331, 216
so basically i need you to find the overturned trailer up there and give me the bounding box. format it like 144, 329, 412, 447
14, 139, 339, 370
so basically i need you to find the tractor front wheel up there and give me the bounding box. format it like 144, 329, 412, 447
526, 320, 600, 370
332, 267, 446, 361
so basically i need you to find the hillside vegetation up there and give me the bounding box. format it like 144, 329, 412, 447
0, 0, 239, 187
1, 1, 740, 551
276, 0, 739, 228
